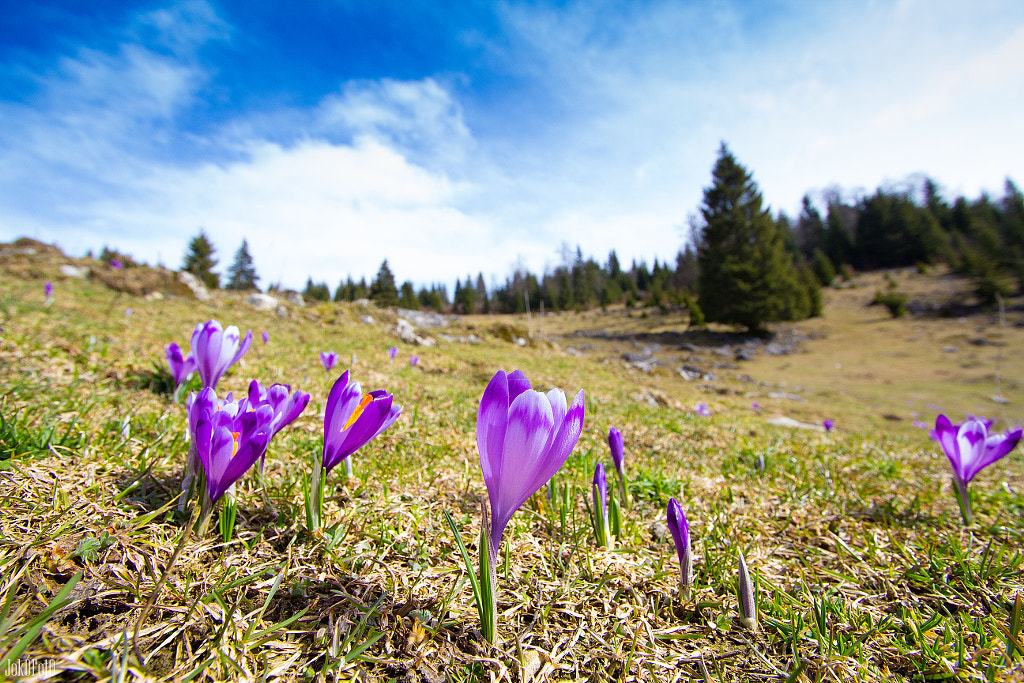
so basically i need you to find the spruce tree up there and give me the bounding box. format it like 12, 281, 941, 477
182, 230, 220, 289
226, 239, 260, 291
696, 143, 797, 332
368, 260, 399, 307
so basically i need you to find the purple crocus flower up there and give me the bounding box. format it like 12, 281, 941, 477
190, 387, 273, 505
667, 498, 692, 598
478, 369, 585, 558
823, 419, 834, 432
320, 351, 338, 372
45, 281, 53, 299
111, 259, 123, 269
262, 331, 269, 344
388, 346, 398, 361
593, 462, 610, 548
248, 380, 310, 473
751, 402, 760, 411
607, 427, 624, 476
593, 462, 607, 516
190, 320, 252, 389
166, 342, 197, 387
912, 420, 928, 430
934, 414, 1022, 524
410, 355, 419, 367
248, 380, 310, 438
695, 402, 711, 416
322, 370, 402, 473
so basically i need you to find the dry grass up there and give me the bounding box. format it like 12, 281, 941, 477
1, 251, 1023, 682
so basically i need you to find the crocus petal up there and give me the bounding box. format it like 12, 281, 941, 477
608, 427, 624, 474
506, 369, 532, 402
489, 390, 556, 547
477, 371, 511, 486
667, 497, 690, 571
964, 425, 1023, 482
934, 414, 963, 477
322, 372, 401, 472
593, 462, 607, 513
953, 419, 988, 483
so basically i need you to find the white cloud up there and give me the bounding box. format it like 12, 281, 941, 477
3, 0, 1024, 294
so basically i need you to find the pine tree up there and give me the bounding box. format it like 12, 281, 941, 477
369, 260, 399, 307
399, 281, 419, 309
226, 239, 260, 291
696, 143, 803, 332
182, 230, 220, 289
475, 273, 489, 314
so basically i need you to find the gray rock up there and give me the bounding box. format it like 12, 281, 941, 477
275, 305, 288, 318
246, 293, 279, 311
397, 308, 456, 329
394, 318, 436, 347
735, 348, 754, 361
177, 271, 210, 301
59, 264, 90, 279
768, 392, 806, 402
360, 315, 375, 324
766, 416, 824, 431
285, 291, 305, 307
650, 521, 670, 542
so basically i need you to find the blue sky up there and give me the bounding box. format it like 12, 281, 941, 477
2, 0, 1023, 292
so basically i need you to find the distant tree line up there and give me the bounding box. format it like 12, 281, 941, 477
172, 146, 1023, 330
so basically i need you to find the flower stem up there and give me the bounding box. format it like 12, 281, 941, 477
479, 502, 497, 644
132, 502, 200, 668
953, 476, 975, 525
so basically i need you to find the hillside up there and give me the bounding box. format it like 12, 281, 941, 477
1, 240, 1022, 681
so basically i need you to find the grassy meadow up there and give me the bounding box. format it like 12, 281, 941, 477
1, 249, 1023, 682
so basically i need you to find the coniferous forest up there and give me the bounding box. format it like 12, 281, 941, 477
179, 145, 1024, 330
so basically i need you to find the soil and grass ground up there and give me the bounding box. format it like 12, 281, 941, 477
1, 246, 1023, 682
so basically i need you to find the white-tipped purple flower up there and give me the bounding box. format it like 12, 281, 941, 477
823, 419, 834, 432
190, 320, 252, 389
320, 351, 338, 372
322, 371, 402, 474
737, 549, 758, 631
478, 369, 584, 559
190, 387, 274, 506
166, 342, 198, 389
695, 402, 711, 416
248, 380, 310, 439
607, 427, 624, 476
667, 498, 692, 599
933, 414, 1022, 524
248, 380, 310, 472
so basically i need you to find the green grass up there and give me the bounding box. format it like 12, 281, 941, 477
0, 264, 1022, 681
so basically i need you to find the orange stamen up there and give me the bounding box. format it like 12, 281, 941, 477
231, 432, 240, 457
343, 394, 374, 431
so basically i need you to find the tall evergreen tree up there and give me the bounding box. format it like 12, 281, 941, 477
475, 273, 489, 314
182, 230, 220, 289
696, 143, 802, 332
399, 281, 419, 309
368, 260, 399, 307
226, 239, 260, 291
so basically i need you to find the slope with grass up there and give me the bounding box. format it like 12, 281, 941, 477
1, 250, 1022, 681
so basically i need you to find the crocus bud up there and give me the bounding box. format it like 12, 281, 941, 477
667, 498, 692, 599
607, 427, 624, 475
737, 549, 758, 631
593, 462, 611, 549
